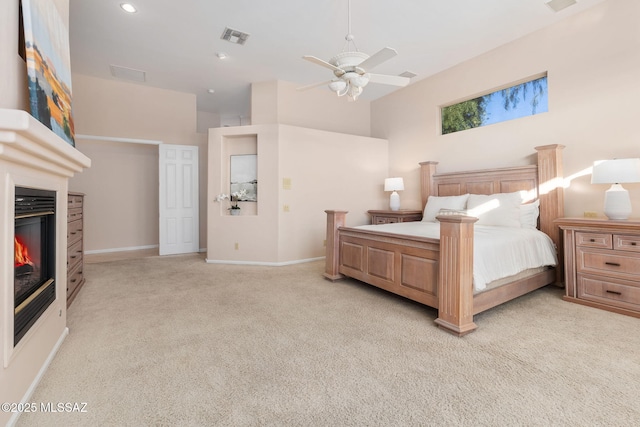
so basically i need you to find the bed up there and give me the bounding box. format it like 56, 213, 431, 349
324, 144, 565, 336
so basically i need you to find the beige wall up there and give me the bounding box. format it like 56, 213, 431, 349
277, 125, 388, 262
69, 74, 206, 252
371, 0, 640, 218
252, 80, 372, 137
207, 124, 388, 264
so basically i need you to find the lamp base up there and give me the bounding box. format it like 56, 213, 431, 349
603, 184, 632, 220
389, 191, 400, 211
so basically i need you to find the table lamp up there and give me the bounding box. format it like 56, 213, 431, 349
384, 177, 404, 211
591, 158, 640, 220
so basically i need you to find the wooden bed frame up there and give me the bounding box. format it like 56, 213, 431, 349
324, 145, 565, 336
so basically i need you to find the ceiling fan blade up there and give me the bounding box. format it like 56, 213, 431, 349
368, 73, 411, 87
357, 47, 398, 71
296, 80, 332, 91
302, 56, 344, 74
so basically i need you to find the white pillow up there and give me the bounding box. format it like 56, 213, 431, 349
466, 192, 523, 228
422, 194, 469, 222
520, 199, 540, 229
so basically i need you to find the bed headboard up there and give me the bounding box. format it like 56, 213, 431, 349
419, 145, 565, 278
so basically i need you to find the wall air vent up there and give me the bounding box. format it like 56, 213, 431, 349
221, 27, 250, 45
110, 65, 146, 82
545, 0, 577, 13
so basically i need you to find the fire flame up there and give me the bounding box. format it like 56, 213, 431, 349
15, 237, 34, 267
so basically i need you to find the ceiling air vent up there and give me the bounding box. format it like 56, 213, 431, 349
221, 27, 250, 45
109, 64, 146, 82
399, 71, 417, 79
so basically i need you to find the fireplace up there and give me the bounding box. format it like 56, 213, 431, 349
14, 187, 56, 346
1, 109, 91, 427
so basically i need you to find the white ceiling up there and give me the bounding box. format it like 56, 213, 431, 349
69, 0, 608, 120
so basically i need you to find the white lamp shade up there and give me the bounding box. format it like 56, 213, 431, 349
384, 177, 404, 192
592, 158, 640, 184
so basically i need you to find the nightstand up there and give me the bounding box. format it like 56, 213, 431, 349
368, 209, 423, 225
555, 217, 640, 319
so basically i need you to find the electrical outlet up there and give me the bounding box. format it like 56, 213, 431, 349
584, 211, 598, 218
323, 239, 326, 247
283, 204, 290, 212
234, 242, 239, 250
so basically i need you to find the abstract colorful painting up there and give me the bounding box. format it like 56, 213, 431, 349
22, 0, 75, 146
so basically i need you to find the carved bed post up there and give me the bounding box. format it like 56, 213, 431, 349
434, 215, 478, 336
534, 144, 565, 285
420, 161, 438, 210
324, 210, 348, 281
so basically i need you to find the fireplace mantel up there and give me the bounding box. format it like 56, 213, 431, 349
0, 108, 90, 427
0, 108, 90, 176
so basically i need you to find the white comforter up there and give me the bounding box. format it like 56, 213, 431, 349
354, 222, 557, 291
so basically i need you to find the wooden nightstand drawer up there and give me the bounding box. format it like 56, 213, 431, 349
556, 217, 640, 319
577, 247, 640, 282
374, 217, 398, 224
614, 234, 640, 252
575, 232, 612, 249
578, 275, 640, 312
368, 210, 422, 225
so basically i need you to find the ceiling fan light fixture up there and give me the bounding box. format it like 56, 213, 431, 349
349, 74, 370, 88
328, 80, 347, 93
347, 85, 363, 101
299, 0, 403, 102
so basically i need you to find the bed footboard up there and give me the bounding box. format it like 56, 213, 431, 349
434, 215, 478, 336
324, 211, 479, 336
324, 210, 348, 281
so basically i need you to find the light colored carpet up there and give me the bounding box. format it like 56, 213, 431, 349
17, 253, 640, 426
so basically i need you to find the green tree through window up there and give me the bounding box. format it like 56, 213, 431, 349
441, 75, 548, 135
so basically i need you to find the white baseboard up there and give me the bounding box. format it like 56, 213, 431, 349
84, 245, 158, 255
8, 327, 69, 427
205, 256, 324, 266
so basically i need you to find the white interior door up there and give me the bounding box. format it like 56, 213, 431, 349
159, 144, 199, 255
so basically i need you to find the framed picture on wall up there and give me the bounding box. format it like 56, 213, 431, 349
230, 154, 257, 201
21, 0, 75, 146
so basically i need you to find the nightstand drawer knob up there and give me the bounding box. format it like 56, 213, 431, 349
590, 238, 596, 242
632, 242, 638, 246
606, 290, 622, 296
605, 262, 621, 267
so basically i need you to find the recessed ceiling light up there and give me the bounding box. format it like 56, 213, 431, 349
216, 52, 228, 60
120, 3, 137, 13
207, 89, 215, 94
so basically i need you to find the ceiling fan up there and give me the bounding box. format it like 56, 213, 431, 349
298, 0, 410, 101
